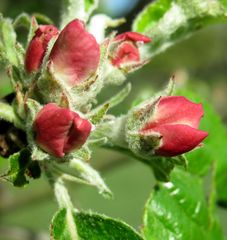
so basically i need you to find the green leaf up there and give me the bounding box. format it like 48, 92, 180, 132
0, 101, 25, 130
69, 158, 112, 198
146, 155, 187, 182
0, 15, 19, 66
89, 103, 110, 125
60, 0, 98, 29
13, 13, 31, 29
0, 101, 17, 124
0, 149, 41, 187
177, 89, 227, 206
143, 168, 224, 240
88, 14, 125, 43
33, 13, 54, 25
132, 0, 227, 58
88, 83, 131, 124
0, 15, 25, 78
106, 83, 132, 109
51, 208, 143, 240
84, 0, 99, 16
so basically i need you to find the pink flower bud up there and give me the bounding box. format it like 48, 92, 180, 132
140, 96, 208, 157
25, 25, 59, 73
111, 32, 151, 67
48, 19, 100, 86
115, 32, 151, 43
34, 103, 92, 157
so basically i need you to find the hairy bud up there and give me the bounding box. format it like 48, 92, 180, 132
25, 25, 59, 73
34, 103, 92, 157
127, 96, 208, 157
111, 32, 151, 68
48, 19, 100, 86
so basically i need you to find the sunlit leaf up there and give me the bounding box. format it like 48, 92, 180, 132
143, 168, 224, 240
133, 0, 227, 58
51, 208, 143, 240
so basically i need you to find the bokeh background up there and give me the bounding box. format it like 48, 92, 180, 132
0, 0, 227, 239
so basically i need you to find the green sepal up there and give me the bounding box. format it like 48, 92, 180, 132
25, 98, 49, 161
26, 15, 38, 47
125, 79, 174, 158
37, 69, 73, 109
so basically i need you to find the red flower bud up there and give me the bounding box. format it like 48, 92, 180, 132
115, 32, 151, 43
25, 25, 59, 73
48, 19, 100, 86
111, 32, 151, 67
140, 96, 208, 157
34, 103, 92, 157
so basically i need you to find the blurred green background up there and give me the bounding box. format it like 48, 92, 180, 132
0, 0, 227, 239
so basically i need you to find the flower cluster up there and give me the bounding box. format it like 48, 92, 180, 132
24, 18, 207, 159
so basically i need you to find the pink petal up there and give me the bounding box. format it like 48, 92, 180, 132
48, 19, 100, 86
25, 25, 59, 73
143, 96, 205, 130
111, 41, 140, 67
115, 32, 151, 43
34, 103, 74, 157
143, 124, 208, 157
63, 115, 92, 153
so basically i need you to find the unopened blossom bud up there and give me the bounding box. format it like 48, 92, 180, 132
34, 103, 92, 157
139, 96, 208, 157
111, 32, 151, 67
25, 25, 59, 73
48, 19, 100, 86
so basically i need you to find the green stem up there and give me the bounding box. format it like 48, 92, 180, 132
54, 178, 74, 210
44, 161, 79, 240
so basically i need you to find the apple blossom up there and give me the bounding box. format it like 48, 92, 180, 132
140, 96, 208, 157
34, 103, 92, 157
111, 32, 151, 67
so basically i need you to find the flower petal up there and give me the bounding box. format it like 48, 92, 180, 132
25, 25, 58, 73
143, 96, 205, 130
48, 19, 100, 86
144, 124, 208, 157
115, 32, 151, 43
63, 114, 92, 153
34, 103, 74, 157
111, 41, 140, 67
